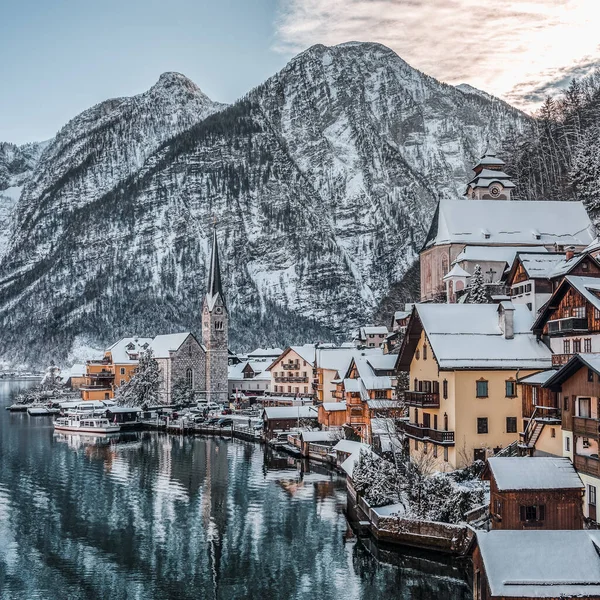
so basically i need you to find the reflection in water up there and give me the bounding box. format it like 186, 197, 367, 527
0, 381, 471, 599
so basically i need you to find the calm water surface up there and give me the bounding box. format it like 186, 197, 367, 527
0, 381, 470, 599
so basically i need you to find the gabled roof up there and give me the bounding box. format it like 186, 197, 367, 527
454, 245, 547, 267
423, 199, 595, 249
397, 304, 552, 371
476, 530, 600, 598
228, 359, 272, 380
443, 263, 471, 280
321, 402, 347, 412
532, 275, 600, 334
517, 369, 556, 386
262, 406, 318, 420
315, 347, 381, 375
487, 457, 583, 491
247, 347, 283, 359
266, 344, 317, 371
150, 332, 194, 358
543, 353, 600, 389
106, 337, 153, 364
474, 152, 506, 169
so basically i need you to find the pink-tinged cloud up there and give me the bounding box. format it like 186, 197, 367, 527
274, 0, 600, 112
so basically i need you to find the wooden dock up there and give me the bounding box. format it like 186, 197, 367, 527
140, 419, 263, 443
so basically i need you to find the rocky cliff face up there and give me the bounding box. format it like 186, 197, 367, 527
0, 43, 529, 365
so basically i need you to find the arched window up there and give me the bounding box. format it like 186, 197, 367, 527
186, 368, 193, 388
441, 255, 449, 277
215, 321, 224, 331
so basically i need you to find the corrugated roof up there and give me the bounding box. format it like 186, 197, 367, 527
487, 457, 583, 491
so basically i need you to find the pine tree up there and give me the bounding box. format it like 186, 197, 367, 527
467, 264, 487, 304
172, 378, 195, 405
116, 349, 161, 407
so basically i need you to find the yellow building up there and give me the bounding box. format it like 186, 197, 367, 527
81, 337, 152, 401
267, 345, 316, 399
396, 303, 552, 470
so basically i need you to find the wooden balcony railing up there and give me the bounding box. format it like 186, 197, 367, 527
89, 371, 114, 379
404, 391, 440, 408
574, 454, 600, 477
399, 421, 455, 445
274, 377, 309, 383
573, 416, 600, 437
547, 317, 588, 335
552, 354, 572, 367
281, 363, 300, 371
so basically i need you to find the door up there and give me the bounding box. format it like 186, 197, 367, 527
474, 448, 486, 462
434, 414, 438, 430
422, 413, 431, 428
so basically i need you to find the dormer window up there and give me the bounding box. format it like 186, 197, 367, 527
481, 228, 491, 239
532, 229, 541, 240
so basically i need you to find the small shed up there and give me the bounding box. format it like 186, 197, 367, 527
106, 406, 142, 427
318, 401, 347, 428
262, 406, 318, 440
473, 530, 600, 599
484, 457, 584, 530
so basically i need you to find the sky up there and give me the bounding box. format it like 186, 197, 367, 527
2, 0, 599, 144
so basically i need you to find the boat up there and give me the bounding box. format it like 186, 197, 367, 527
5, 404, 29, 412
27, 404, 60, 416
54, 415, 121, 434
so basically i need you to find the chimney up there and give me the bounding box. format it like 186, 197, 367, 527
498, 302, 515, 340
566, 246, 575, 261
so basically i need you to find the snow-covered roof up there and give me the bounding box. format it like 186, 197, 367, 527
150, 332, 191, 358
474, 153, 506, 168
228, 359, 271, 380
360, 326, 388, 336
426, 199, 595, 248
403, 303, 552, 370
332, 440, 369, 454
564, 275, 600, 311
315, 347, 381, 375
263, 406, 318, 420
106, 406, 142, 414
517, 369, 556, 385
513, 251, 588, 280
442, 263, 471, 280
365, 355, 397, 372
454, 245, 547, 266
340, 447, 378, 477
476, 530, 600, 598
544, 354, 600, 389
350, 356, 394, 390
321, 402, 347, 412
247, 347, 283, 358
367, 400, 400, 410
394, 310, 411, 321
487, 457, 583, 491
68, 363, 86, 378
299, 430, 338, 443
290, 344, 316, 365
107, 337, 153, 364
343, 379, 362, 392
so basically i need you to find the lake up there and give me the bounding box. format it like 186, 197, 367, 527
0, 380, 471, 599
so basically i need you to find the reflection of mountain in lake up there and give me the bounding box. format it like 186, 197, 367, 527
0, 382, 470, 599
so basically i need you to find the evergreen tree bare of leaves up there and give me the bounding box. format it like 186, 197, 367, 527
466, 264, 487, 304
116, 349, 161, 407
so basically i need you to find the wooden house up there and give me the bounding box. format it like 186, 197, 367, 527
472, 530, 600, 600
532, 276, 600, 367
261, 406, 318, 440
318, 402, 347, 428
484, 457, 583, 530
544, 354, 600, 523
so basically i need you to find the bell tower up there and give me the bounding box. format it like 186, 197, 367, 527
464, 151, 516, 200
202, 227, 228, 404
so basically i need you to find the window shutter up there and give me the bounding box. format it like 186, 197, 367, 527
519, 505, 526, 521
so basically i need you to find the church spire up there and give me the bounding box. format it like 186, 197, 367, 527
206, 227, 226, 310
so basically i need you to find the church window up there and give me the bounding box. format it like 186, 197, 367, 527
215, 306, 222, 314
186, 368, 193, 388
215, 321, 224, 331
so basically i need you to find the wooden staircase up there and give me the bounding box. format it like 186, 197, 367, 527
518, 408, 546, 456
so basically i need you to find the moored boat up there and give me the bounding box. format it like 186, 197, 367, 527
54, 415, 121, 434
27, 402, 61, 416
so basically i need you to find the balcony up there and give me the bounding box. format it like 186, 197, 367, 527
573, 416, 600, 437
399, 421, 455, 445
552, 354, 572, 367
404, 391, 440, 408
80, 383, 112, 391
281, 363, 300, 371
547, 317, 588, 335
274, 377, 309, 383
574, 453, 600, 477
89, 371, 114, 380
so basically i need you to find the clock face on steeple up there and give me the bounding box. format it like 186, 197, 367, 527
489, 185, 501, 198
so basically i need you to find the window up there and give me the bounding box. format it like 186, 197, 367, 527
443, 379, 448, 399
563, 339, 571, 354
573, 339, 582, 353
215, 321, 224, 331
414, 378, 418, 391
565, 436, 570, 452
564, 395, 570, 411
585, 338, 592, 353
186, 368, 193, 388
494, 499, 503, 516
423, 344, 427, 360
416, 349, 420, 360
120, 379, 125, 386
274, 385, 278, 393
433, 444, 438, 458
506, 417, 517, 433
476, 380, 488, 398
505, 380, 516, 397
589, 369, 595, 383
520, 505, 545, 522
589, 485, 597, 506
287, 386, 291, 393
573, 306, 586, 319
595, 307, 600, 320
120, 367, 125, 375
304, 386, 308, 394
443, 447, 448, 462
423, 442, 428, 454
477, 417, 488, 434
551, 428, 556, 438
414, 439, 419, 451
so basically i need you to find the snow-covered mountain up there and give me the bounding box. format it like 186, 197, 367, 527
0, 43, 529, 365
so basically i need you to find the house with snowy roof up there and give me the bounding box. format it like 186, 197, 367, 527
353, 325, 389, 348
484, 457, 584, 530
472, 530, 600, 600
396, 302, 552, 469
543, 353, 600, 525
266, 345, 316, 399
228, 358, 272, 399
505, 249, 600, 314
420, 151, 595, 302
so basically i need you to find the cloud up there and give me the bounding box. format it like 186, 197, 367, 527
274, 0, 600, 113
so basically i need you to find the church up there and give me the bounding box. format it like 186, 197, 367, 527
419, 151, 596, 302
82, 228, 229, 405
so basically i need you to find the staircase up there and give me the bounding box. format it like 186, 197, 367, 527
518, 408, 545, 456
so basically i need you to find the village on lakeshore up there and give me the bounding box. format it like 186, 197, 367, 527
9, 152, 600, 599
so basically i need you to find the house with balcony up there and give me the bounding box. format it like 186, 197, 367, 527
228, 359, 272, 399
353, 326, 389, 348
396, 303, 552, 470
505, 250, 600, 315
532, 276, 600, 367
543, 354, 600, 524
516, 369, 562, 457
266, 345, 316, 399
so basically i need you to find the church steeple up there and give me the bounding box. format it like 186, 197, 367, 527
206, 227, 226, 310
464, 150, 516, 200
